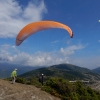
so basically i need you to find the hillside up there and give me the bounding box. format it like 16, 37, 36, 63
0, 79, 60, 100
92, 67, 100, 74
50, 63, 91, 72
19, 64, 100, 81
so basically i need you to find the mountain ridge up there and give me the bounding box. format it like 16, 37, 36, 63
19, 63, 100, 81
92, 67, 100, 74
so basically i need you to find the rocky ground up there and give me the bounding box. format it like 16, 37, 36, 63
0, 79, 61, 100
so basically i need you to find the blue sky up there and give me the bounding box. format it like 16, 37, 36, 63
0, 0, 100, 69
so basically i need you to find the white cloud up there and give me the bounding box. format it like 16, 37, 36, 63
69, 56, 100, 69
0, 46, 69, 66
0, 44, 100, 69
98, 40, 100, 42
0, 44, 84, 66
60, 44, 85, 56
0, 0, 47, 38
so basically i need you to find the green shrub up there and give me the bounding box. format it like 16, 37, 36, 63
29, 77, 42, 87
42, 77, 100, 100
16, 77, 27, 84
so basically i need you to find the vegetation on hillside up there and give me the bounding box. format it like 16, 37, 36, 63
19, 64, 100, 81
5, 64, 100, 99
7, 76, 100, 100
92, 67, 100, 74
42, 77, 100, 100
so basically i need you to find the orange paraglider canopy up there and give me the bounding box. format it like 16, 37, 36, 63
16, 21, 73, 46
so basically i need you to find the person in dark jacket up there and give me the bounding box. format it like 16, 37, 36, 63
39, 74, 44, 86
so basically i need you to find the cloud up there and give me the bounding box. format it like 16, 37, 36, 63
0, 44, 100, 69
0, 44, 69, 66
98, 40, 100, 42
0, 0, 47, 38
0, 44, 85, 67
60, 44, 85, 56
69, 56, 100, 69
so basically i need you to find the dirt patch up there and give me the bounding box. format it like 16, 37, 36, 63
0, 79, 61, 100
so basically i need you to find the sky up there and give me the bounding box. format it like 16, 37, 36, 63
0, 0, 100, 69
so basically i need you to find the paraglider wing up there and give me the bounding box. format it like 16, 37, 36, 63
16, 21, 73, 46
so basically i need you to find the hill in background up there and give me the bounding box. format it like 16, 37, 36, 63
0, 63, 100, 100
0, 63, 100, 81
92, 67, 100, 74
19, 63, 100, 81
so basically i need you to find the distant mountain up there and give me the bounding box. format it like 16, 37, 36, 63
92, 67, 100, 74
0, 63, 43, 78
19, 63, 100, 81
50, 63, 91, 72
